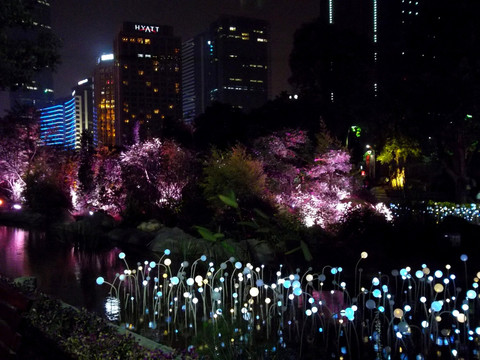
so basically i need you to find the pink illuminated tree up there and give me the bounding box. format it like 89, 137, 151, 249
120, 139, 192, 213
254, 129, 357, 229
0, 113, 40, 202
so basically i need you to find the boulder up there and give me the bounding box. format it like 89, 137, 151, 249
148, 227, 199, 255
107, 228, 153, 246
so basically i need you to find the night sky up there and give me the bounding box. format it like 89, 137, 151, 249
51, 0, 320, 99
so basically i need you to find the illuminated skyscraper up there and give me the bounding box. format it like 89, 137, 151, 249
39, 78, 96, 150
114, 22, 182, 146
39, 97, 75, 149
94, 54, 116, 147
8, 0, 55, 111
73, 78, 96, 148
182, 16, 270, 121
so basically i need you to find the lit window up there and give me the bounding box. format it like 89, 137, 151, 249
129, 38, 135, 42
154, 109, 159, 114
146, 114, 152, 119
124, 65, 128, 69
138, 54, 144, 58
122, 37, 128, 42
122, 80, 128, 85
145, 38, 151, 44
146, 81, 151, 86
154, 88, 159, 92
174, 48, 180, 54
168, 104, 173, 109
137, 38, 144, 44
257, 38, 267, 42
229, 26, 236, 31
138, 70, 144, 75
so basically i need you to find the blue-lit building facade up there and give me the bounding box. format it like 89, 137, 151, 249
39, 78, 96, 149
39, 97, 75, 149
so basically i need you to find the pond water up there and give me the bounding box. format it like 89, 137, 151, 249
0, 226, 127, 316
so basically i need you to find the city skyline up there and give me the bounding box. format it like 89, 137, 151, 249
51, 0, 320, 99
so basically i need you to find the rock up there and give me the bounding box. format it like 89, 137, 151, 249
13, 276, 37, 292
107, 228, 153, 246
148, 227, 199, 254
241, 239, 274, 265
137, 219, 162, 232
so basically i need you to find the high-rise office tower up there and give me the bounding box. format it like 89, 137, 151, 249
39, 97, 75, 149
94, 54, 116, 147
114, 22, 182, 146
73, 78, 96, 148
39, 78, 96, 150
182, 16, 270, 122
8, 0, 55, 112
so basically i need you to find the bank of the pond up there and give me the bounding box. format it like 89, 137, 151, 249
0, 276, 195, 359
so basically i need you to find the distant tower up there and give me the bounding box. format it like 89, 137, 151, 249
182, 15, 270, 121
114, 22, 182, 146
206, 15, 270, 111
73, 78, 96, 148
94, 54, 116, 148
9, 0, 55, 112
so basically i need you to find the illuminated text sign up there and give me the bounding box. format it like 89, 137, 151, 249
134, 24, 160, 33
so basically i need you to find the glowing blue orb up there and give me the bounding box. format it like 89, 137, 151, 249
345, 307, 354, 320
434, 270, 443, 278
164, 249, 171, 255
400, 268, 408, 277
200, 255, 207, 261
283, 280, 291, 289
118, 252, 126, 259
170, 277, 180, 285
96, 277, 104, 285
331, 268, 338, 275
292, 280, 301, 289
373, 289, 382, 298
319, 274, 326, 281
461, 254, 468, 262
372, 277, 380, 286
431, 301, 442, 312
467, 290, 476, 299
149, 261, 156, 268
293, 287, 302, 296
235, 262, 242, 269
415, 270, 424, 279
378, 306, 385, 312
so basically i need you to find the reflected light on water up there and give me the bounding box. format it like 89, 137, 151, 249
105, 296, 121, 321
0, 227, 30, 277
0, 226, 128, 318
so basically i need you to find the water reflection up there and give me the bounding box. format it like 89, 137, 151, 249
0, 226, 126, 315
